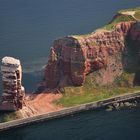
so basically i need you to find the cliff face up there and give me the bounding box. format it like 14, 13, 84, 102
44, 12, 140, 89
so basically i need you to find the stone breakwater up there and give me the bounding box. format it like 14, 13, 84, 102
0, 91, 140, 132
0, 57, 25, 111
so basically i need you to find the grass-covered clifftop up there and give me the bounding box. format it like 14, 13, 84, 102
103, 14, 136, 31
103, 7, 140, 31
73, 7, 140, 36
101, 8, 140, 31
119, 7, 140, 20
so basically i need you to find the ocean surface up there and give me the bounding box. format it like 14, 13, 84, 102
0, 0, 140, 92
0, 0, 140, 139
0, 108, 140, 140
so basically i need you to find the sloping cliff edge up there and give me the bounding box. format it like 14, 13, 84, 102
43, 7, 140, 90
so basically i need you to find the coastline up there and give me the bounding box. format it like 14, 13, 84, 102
0, 91, 140, 132
0, 6, 140, 134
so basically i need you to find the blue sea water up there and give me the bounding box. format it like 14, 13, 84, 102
0, 0, 140, 139
0, 0, 140, 92
0, 108, 140, 140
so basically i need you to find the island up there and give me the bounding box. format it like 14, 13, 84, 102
0, 7, 140, 126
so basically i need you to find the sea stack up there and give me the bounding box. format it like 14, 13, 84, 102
0, 56, 25, 111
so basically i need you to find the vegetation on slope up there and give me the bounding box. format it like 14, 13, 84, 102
73, 7, 140, 41
55, 86, 140, 107
0, 112, 19, 123
103, 14, 136, 31
114, 72, 135, 87
134, 10, 140, 20
55, 71, 140, 107
119, 6, 140, 21
119, 7, 140, 14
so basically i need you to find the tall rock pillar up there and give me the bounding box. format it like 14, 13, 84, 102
0, 56, 25, 111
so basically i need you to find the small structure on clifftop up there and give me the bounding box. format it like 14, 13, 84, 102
0, 56, 25, 111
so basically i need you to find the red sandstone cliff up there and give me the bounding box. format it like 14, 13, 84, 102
44, 13, 140, 89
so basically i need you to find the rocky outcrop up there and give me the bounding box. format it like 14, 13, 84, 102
0, 57, 25, 111
43, 12, 140, 89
